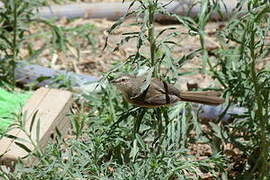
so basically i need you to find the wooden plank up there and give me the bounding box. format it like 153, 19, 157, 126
0, 88, 73, 167
0, 88, 50, 160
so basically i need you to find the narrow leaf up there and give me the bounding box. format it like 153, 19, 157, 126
29, 110, 38, 133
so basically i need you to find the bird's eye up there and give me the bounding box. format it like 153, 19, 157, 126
121, 79, 126, 82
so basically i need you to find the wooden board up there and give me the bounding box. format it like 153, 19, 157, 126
0, 87, 73, 167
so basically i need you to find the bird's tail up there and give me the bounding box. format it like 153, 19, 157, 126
178, 91, 224, 106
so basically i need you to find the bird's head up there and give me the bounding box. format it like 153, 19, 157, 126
110, 74, 136, 94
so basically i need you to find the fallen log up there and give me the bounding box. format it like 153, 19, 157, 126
0, 1, 240, 21
38, 0, 239, 21
15, 61, 100, 93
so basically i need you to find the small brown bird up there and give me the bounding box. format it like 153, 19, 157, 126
111, 75, 224, 108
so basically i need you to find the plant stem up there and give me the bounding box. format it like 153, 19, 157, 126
249, 26, 268, 179
12, 0, 18, 89
147, 0, 157, 77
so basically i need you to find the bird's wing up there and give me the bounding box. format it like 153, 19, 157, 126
145, 95, 179, 106
151, 79, 180, 96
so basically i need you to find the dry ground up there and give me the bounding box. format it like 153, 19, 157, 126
24, 16, 225, 90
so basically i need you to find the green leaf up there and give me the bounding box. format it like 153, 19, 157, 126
135, 133, 146, 150
15, 141, 31, 153
130, 138, 139, 161
29, 110, 38, 133
36, 118, 40, 143
209, 122, 223, 140
138, 68, 153, 96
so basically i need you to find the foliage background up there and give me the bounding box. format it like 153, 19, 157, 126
0, 0, 269, 179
